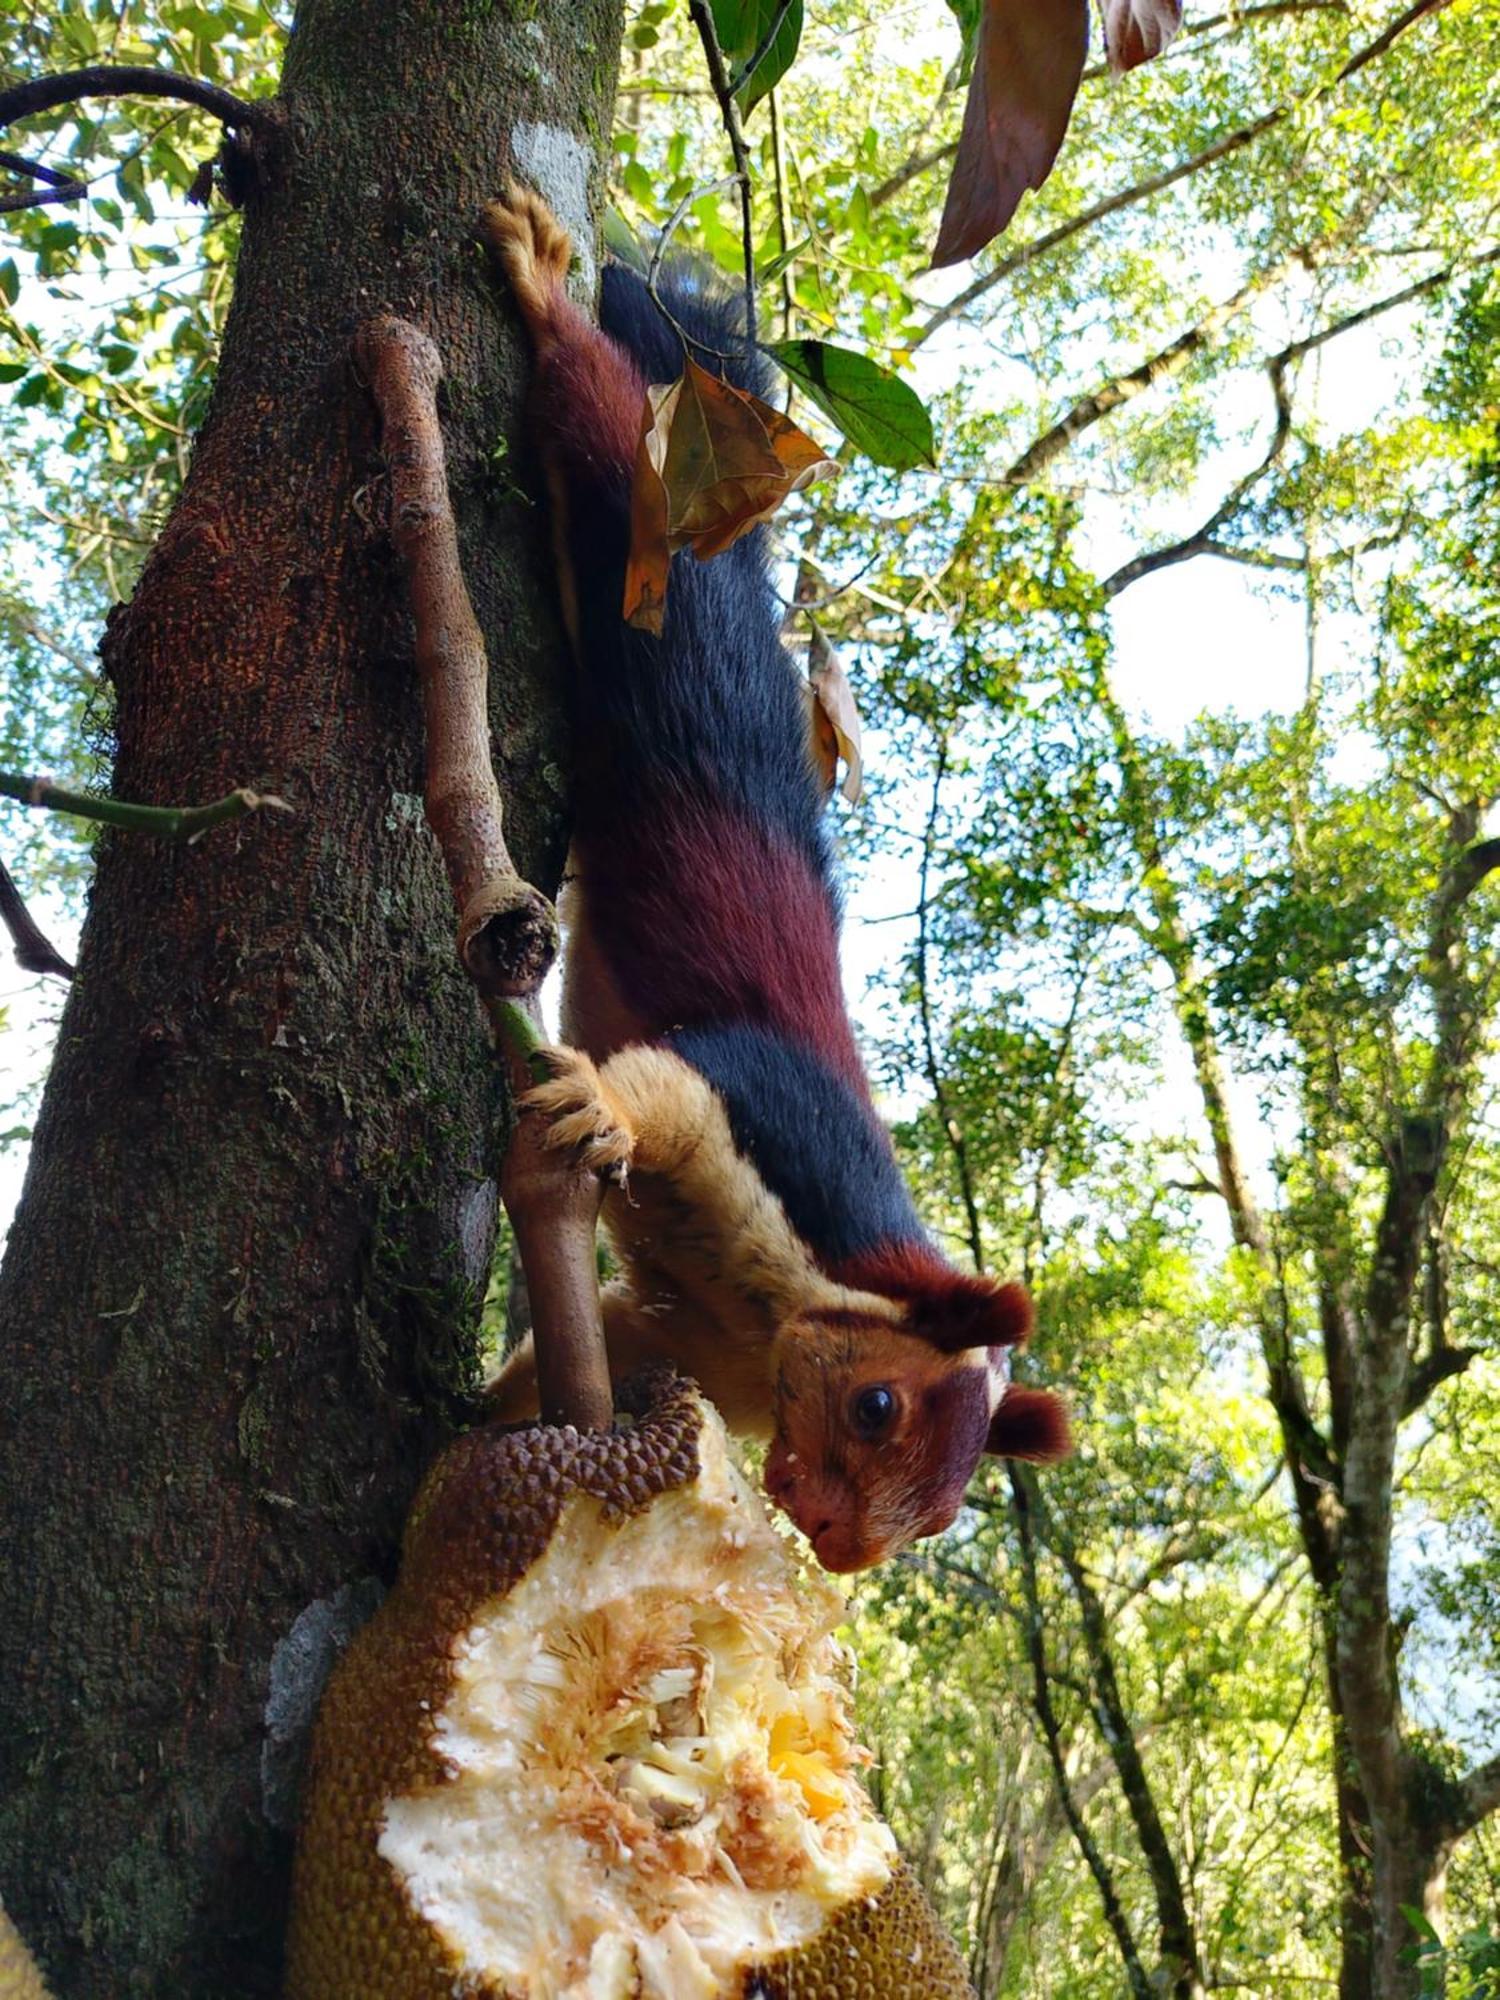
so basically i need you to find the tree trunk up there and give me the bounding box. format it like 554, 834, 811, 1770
0, 4, 621, 1991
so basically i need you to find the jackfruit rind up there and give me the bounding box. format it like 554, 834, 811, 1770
736, 1860, 973, 1997
287, 1376, 703, 1999
287, 1376, 974, 1999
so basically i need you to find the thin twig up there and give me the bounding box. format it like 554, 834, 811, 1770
0, 857, 73, 979
0, 770, 289, 840
768, 88, 795, 342
687, 0, 759, 353
0, 148, 85, 214
1010, 1468, 1156, 2000
644, 173, 747, 363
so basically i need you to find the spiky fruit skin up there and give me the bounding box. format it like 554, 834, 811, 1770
742, 1859, 974, 1999
286, 1377, 973, 1999
286, 1377, 702, 1998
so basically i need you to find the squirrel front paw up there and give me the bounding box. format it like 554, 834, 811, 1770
522, 1046, 636, 1183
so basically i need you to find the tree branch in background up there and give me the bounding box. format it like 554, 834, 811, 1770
1453, 1752, 1500, 1839
0, 770, 289, 840
0, 856, 72, 980
0, 63, 284, 212
915, 0, 1453, 348
1011, 1469, 1157, 2000
1028, 1470, 1209, 1999
913, 734, 987, 1272
353, 312, 614, 1438
1102, 357, 1294, 596
0, 63, 277, 140
0, 148, 85, 216
686, 0, 758, 351
867, 0, 1352, 216
1000, 257, 1296, 486
918, 110, 1281, 346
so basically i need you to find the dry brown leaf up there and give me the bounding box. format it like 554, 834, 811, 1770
623, 380, 678, 633
933, 0, 1090, 267
1103, 0, 1182, 71
624, 358, 839, 632
807, 621, 864, 806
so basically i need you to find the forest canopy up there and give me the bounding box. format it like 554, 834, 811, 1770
1, 0, 1498, 1995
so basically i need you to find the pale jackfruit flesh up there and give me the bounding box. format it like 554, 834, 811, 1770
286, 1375, 974, 1999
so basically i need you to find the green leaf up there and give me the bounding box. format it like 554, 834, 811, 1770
710, 0, 805, 114
767, 339, 936, 470
0, 361, 29, 383
0, 259, 18, 308
1401, 1905, 1442, 1944
943, 0, 982, 83
602, 207, 648, 273
757, 235, 810, 285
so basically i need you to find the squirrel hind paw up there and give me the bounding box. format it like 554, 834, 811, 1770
481, 182, 573, 332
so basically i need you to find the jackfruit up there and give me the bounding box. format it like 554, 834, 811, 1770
286, 1375, 974, 1999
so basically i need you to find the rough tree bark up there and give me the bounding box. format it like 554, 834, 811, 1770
0, 3, 622, 1991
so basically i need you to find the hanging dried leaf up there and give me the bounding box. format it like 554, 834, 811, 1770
624, 357, 839, 634
806, 621, 864, 805
1103, 0, 1181, 71
623, 380, 678, 633
932, 0, 1089, 268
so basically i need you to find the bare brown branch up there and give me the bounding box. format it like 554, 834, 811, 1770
354, 314, 613, 1437
353, 314, 557, 1006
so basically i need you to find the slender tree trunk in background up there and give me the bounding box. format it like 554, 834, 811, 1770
0, 4, 621, 1991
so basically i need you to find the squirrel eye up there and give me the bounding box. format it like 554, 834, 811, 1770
852, 1385, 897, 1439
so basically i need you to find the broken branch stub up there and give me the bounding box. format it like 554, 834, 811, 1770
354, 314, 558, 1001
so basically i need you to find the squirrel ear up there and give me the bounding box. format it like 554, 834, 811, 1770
912, 1275, 1033, 1353
986, 1386, 1071, 1462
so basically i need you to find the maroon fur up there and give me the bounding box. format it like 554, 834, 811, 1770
987, 1385, 1073, 1461
832, 1239, 1035, 1352
575, 797, 868, 1089
528, 296, 644, 494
